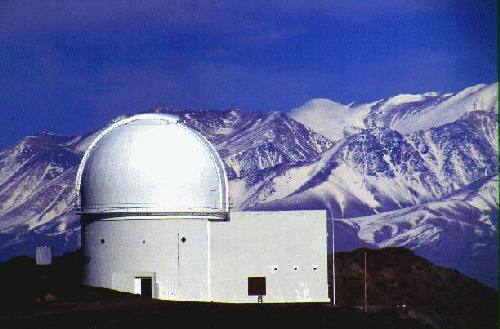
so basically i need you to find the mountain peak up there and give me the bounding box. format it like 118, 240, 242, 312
290, 99, 367, 141
385, 93, 427, 106
300, 98, 348, 111
422, 91, 440, 97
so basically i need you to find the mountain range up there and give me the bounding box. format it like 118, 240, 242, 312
0, 82, 498, 287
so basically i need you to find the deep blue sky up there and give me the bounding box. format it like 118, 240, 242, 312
0, 0, 498, 148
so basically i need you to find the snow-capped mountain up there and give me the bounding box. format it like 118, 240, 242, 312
291, 82, 498, 140
177, 110, 332, 179
336, 174, 499, 287
0, 82, 498, 287
241, 111, 498, 216
0, 134, 82, 259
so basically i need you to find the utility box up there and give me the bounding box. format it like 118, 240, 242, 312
36, 246, 52, 265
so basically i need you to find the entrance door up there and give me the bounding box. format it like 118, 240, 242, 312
140, 277, 152, 297
134, 277, 152, 298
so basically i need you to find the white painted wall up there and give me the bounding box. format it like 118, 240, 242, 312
133, 277, 142, 294
83, 210, 329, 303
83, 217, 210, 301
210, 210, 329, 303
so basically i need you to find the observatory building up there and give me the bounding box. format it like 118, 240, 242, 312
77, 113, 329, 303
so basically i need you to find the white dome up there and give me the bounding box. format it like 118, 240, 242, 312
76, 113, 228, 218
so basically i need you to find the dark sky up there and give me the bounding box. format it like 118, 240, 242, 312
0, 0, 498, 148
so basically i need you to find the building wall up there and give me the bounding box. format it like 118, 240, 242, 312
210, 210, 329, 303
83, 210, 329, 303
83, 217, 210, 301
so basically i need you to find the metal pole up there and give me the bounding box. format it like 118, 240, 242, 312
364, 250, 367, 313
332, 217, 336, 306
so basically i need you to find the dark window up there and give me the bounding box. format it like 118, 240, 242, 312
100, 239, 105, 244
248, 277, 266, 296
181, 237, 186, 243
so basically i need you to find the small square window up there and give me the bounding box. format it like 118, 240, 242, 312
248, 277, 266, 296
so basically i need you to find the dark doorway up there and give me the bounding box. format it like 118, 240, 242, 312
139, 277, 152, 298
248, 277, 266, 296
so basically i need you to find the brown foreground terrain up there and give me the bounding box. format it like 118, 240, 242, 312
0, 248, 497, 329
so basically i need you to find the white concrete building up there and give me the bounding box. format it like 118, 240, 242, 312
77, 113, 329, 303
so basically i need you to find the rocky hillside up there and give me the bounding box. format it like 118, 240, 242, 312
0, 248, 496, 329
333, 248, 498, 329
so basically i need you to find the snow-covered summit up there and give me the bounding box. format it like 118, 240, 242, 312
291, 82, 498, 139
384, 93, 428, 106
290, 99, 372, 141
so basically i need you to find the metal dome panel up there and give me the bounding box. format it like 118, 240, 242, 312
76, 114, 228, 217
